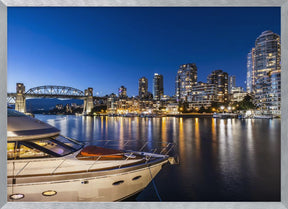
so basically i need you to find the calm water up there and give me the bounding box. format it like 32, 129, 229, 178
35, 115, 280, 201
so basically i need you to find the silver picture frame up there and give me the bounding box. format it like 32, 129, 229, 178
0, 0, 287, 208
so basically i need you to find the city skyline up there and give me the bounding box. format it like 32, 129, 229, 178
8, 7, 280, 96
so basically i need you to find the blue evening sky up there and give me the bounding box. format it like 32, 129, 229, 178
8, 7, 280, 97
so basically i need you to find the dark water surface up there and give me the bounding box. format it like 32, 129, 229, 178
35, 115, 280, 201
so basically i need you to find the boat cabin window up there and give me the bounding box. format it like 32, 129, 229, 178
7, 142, 50, 160
7, 143, 16, 159
33, 139, 74, 156
7, 136, 83, 159
18, 144, 50, 159
51, 135, 83, 150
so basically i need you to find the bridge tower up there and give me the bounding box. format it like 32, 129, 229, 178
83, 88, 94, 115
15, 83, 26, 113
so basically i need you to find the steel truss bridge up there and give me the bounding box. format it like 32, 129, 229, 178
26, 85, 86, 98
7, 84, 107, 114
8, 85, 85, 100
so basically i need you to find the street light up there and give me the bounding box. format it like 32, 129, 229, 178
220, 106, 225, 113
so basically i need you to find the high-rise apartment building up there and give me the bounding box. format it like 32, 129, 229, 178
230, 87, 247, 103
153, 73, 164, 100
207, 70, 229, 103
254, 30, 281, 113
138, 77, 148, 99
189, 82, 218, 108
118, 86, 127, 99
175, 63, 197, 101
228, 75, 236, 94
247, 48, 255, 94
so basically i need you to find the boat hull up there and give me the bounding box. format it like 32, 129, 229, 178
8, 159, 168, 202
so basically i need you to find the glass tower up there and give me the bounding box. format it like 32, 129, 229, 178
138, 77, 148, 99
153, 73, 164, 100
175, 63, 198, 101
118, 86, 127, 99
207, 70, 228, 103
228, 75, 236, 94
247, 48, 255, 94
254, 30, 281, 113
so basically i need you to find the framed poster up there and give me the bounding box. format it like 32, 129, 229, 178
0, 0, 287, 209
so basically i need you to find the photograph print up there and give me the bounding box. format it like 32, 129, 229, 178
7, 7, 281, 202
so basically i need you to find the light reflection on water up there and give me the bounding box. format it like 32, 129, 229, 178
35, 115, 280, 201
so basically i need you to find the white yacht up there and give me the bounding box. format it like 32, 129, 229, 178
253, 113, 273, 119
7, 109, 174, 202
212, 112, 237, 119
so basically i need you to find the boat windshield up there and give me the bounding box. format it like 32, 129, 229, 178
8, 135, 83, 160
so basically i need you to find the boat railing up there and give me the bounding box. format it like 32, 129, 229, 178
81, 139, 177, 155
51, 159, 67, 175
77, 140, 177, 159
11, 140, 178, 177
